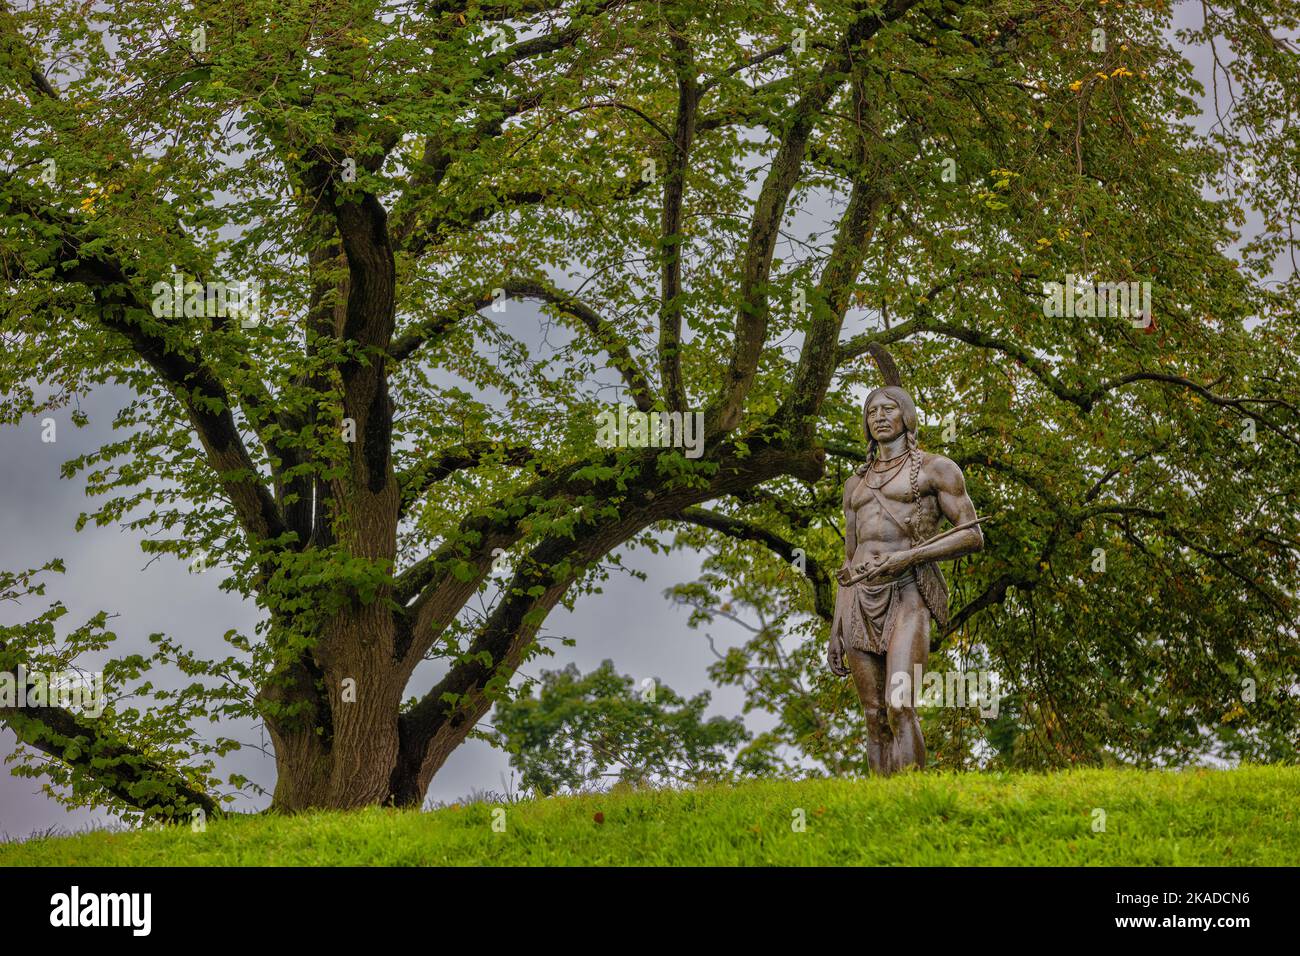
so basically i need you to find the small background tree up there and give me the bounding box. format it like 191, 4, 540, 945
489, 659, 749, 795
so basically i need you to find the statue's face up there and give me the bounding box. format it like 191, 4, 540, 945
866, 393, 906, 442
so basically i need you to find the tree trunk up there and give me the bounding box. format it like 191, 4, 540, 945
262, 607, 404, 811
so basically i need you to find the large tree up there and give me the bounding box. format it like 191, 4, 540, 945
1, 0, 1296, 817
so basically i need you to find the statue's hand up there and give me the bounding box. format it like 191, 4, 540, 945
862, 550, 912, 581
828, 629, 849, 677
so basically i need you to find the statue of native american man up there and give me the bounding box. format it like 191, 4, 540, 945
830, 385, 984, 775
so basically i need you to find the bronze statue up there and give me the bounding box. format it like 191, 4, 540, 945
830, 385, 984, 775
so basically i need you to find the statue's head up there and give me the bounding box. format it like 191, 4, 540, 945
863, 385, 918, 450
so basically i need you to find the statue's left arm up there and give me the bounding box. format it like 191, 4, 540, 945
906, 456, 984, 567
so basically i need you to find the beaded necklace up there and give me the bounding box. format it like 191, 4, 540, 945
862, 448, 910, 489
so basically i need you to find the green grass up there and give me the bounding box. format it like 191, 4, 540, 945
2, 766, 1296, 866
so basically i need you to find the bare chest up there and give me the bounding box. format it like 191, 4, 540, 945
849, 462, 941, 540
850, 463, 915, 511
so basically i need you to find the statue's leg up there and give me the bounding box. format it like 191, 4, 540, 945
885, 594, 930, 772
846, 647, 893, 775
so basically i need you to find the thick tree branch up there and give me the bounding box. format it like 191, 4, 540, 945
1, 204, 289, 544
394, 431, 825, 667
510, 277, 657, 411
709, 0, 922, 435
779, 175, 887, 430
0, 0, 57, 99
391, 528, 590, 803
388, 290, 496, 362
2, 706, 221, 819
658, 22, 697, 412
0, 636, 221, 819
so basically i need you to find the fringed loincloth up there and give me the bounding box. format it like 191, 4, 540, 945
831, 568, 929, 656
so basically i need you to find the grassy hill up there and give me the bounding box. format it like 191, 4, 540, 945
2, 765, 1296, 866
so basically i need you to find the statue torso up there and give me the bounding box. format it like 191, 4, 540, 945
848, 452, 943, 567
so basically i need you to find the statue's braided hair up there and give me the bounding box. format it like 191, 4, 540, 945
906, 436, 923, 544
